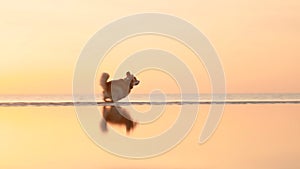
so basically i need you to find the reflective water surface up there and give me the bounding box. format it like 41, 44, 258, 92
1, 104, 300, 169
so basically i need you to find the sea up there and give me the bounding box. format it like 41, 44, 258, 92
1, 93, 300, 169
0, 93, 299, 106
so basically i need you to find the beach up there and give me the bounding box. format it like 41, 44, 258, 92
1, 102, 299, 169
2, 0, 299, 168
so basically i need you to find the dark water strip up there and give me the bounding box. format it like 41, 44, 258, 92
0, 101, 300, 107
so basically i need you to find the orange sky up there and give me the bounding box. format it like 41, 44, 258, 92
1, 0, 299, 95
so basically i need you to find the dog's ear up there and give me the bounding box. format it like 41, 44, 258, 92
126, 71, 131, 77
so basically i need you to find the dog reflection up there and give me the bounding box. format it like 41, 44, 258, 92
100, 106, 137, 133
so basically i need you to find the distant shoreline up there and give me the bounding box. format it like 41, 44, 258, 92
1, 100, 300, 107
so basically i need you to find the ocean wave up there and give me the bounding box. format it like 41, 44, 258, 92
0, 100, 299, 107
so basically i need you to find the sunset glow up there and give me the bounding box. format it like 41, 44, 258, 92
1, 0, 299, 95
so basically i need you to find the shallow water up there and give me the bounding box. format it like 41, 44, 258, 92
1, 104, 300, 169
1, 93, 299, 106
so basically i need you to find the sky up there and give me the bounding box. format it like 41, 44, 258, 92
0, 0, 299, 95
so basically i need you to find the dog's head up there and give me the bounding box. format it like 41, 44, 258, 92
126, 71, 140, 89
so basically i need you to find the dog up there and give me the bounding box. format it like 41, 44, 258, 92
100, 105, 137, 133
100, 71, 140, 102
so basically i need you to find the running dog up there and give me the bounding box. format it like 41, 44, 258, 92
100, 72, 140, 102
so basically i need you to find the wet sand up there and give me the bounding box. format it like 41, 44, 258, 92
0, 104, 299, 169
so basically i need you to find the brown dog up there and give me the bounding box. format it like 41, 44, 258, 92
100, 106, 137, 133
100, 72, 140, 102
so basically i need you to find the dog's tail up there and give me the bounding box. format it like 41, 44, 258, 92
100, 73, 110, 90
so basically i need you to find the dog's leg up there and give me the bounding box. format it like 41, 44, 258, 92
103, 91, 111, 102
104, 97, 113, 102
